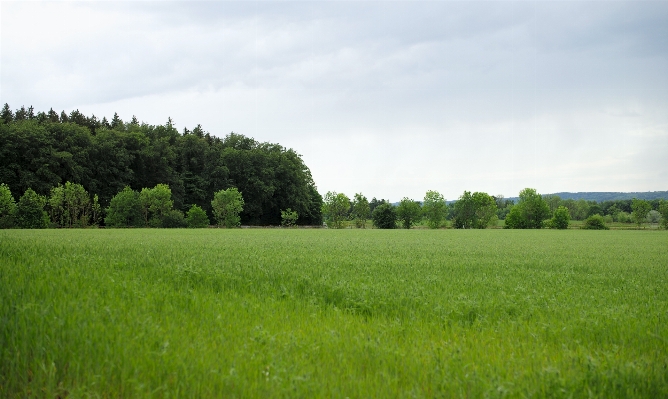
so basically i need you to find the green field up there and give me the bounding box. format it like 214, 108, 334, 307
1, 229, 667, 397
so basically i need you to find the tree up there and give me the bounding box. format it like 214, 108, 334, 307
453, 191, 497, 229
472, 192, 498, 228
139, 184, 175, 227
281, 208, 298, 227
658, 200, 668, 230
631, 198, 651, 228
423, 190, 446, 229
17, 188, 49, 228
351, 193, 370, 228
0, 183, 17, 228
322, 191, 349, 229
396, 198, 422, 229
91, 194, 102, 226
104, 186, 142, 227
550, 206, 570, 229
582, 214, 609, 230
211, 187, 244, 228
504, 188, 550, 229
372, 202, 397, 229
186, 204, 210, 228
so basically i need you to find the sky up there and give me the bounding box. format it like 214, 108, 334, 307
1, 1, 667, 202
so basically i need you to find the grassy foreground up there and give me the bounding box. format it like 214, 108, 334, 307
1, 229, 667, 398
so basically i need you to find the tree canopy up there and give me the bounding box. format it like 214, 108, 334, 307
0, 104, 322, 226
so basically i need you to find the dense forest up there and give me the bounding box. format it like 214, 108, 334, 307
0, 104, 322, 225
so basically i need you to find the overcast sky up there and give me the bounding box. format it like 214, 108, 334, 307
2, 1, 666, 201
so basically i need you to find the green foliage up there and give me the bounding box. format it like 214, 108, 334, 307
161, 209, 186, 228
140, 184, 175, 227
422, 190, 446, 229
582, 214, 609, 230
551, 206, 571, 229
186, 204, 210, 228
504, 188, 550, 229
91, 194, 102, 226
453, 191, 498, 229
396, 198, 422, 229
211, 187, 244, 228
372, 202, 397, 229
322, 191, 350, 229
48, 182, 91, 228
281, 208, 299, 227
16, 188, 49, 228
659, 200, 668, 230
104, 186, 142, 227
2, 230, 667, 397
631, 198, 651, 228
0, 183, 17, 228
351, 193, 370, 228
0, 105, 323, 225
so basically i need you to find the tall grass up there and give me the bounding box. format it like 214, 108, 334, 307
1, 229, 666, 397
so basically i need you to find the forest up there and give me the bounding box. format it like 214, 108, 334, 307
0, 104, 322, 226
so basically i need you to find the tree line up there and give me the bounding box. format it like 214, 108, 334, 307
0, 104, 322, 226
321, 189, 668, 230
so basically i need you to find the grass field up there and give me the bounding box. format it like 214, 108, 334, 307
1, 229, 667, 397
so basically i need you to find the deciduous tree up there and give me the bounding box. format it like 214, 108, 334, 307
186, 204, 210, 228
17, 188, 49, 228
631, 198, 651, 228
423, 190, 446, 229
351, 193, 370, 228
0, 183, 17, 228
396, 198, 422, 229
211, 187, 244, 228
372, 202, 397, 229
322, 191, 350, 229
504, 188, 550, 229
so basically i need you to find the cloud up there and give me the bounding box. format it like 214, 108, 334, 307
1, 1, 667, 200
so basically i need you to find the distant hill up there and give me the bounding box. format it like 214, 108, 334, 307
510, 191, 668, 202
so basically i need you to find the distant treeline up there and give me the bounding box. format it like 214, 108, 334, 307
0, 104, 323, 225
508, 191, 668, 203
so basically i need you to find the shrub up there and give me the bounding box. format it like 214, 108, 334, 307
550, 206, 570, 229
582, 214, 609, 230
0, 183, 17, 228
186, 205, 210, 228
161, 209, 186, 228
372, 203, 397, 229
211, 188, 244, 228
105, 186, 142, 227
281, 208, 298, 227
17, 188, 49, 229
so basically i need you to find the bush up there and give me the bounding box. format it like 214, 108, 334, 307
550, 206, 570, 229
372, 203, 397, 229
17, 188, 49, 229
0, 183, 17, 228
161, 209, 186, 228
186, 205, 210, 228
582, 214, 609, 230
281, 208, 298, 227
105, 186, 142, 227
211, 187, 244, 228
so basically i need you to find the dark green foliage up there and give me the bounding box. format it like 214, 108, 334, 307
551, 206, 570, 229
104, 186, 142, 227
396, 198, 422, 229
186, 205, 210, 228
0, 105, 323, 226
582, 214, 609, 230
16, 188, 49, 229
504, 188, 550, 229
372, 203, 397, 229
160, 209, 186, 228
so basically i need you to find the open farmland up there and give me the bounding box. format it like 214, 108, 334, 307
1, 229, 667, 397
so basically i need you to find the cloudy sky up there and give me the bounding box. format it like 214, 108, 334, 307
2, 1, 666, 201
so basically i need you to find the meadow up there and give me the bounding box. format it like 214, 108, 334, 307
1, 229, 667, 397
